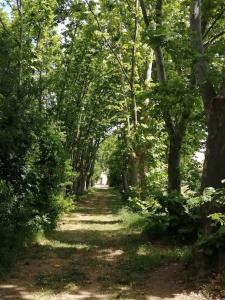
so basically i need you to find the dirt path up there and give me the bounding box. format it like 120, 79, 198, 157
0, 188, 207, 299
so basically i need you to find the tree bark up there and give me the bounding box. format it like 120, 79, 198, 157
138, 149, 146, 194
122, 170, 129, 193
190, 0, 225, 190
190, 0, 225, 235
190, 0, 216, 116
201, 94, 225, 189
154, 47, 167, 84
128, 0, 140, 189
168, 133, 182, 193
129, 154, 139, 187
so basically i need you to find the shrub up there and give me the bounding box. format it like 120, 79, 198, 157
192, 188, 225, 270
119, 207, 149, 231
0, 116, 75, 274
124, 188, 202, 242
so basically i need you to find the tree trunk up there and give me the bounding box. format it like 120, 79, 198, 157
122, 170, 129, 193
199, 96, 225, 235
201, 96, 225, 189
168, 133, 182, 193
128, 0, 139, 189
86, 160, 95, 189
190, 0, 225, 234
190, 0, 216, 115
154, 47, 166, 84
190, 0, 225, 189
140, 0, 192, 195
129, 154, 139, 187
138, 149, 146, 194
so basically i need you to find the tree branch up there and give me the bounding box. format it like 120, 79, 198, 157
203, 9, 225, 39
130, 0, 139, 127
0, 14, 20, 46
204, 30, 225, 48
155, 0, 163, 26
5, 0, 14, 11
190, 0, 216, 115
84, 0, 130, 85
139, 0, 149, 26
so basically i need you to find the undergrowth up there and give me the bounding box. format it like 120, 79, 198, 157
119, 207, 149, 232
119, 207, 193, 269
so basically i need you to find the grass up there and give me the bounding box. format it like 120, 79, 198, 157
116, 205, 192, 285
0, 188, 195, 299
119, 207, 149, 232
136, 244, 192, 264
33, 191, 192, 290
36, 267, 87, 290
113, 241, 192, 286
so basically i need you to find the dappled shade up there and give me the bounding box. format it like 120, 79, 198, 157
0, 189, 206, 299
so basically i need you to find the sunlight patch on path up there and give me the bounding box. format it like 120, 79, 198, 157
58, 212, 123, 232
0, 188, 207, 300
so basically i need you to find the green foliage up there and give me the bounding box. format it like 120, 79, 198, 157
107, 135, 128, 188
119, 207, 149, 231
197, 226, 225, 257
191, 188, 225, 267
0, 118, 74, 273
0, 1, 77, 274
93, 134, 117, 183
23, 121, 70, 230
0, 0, 224, 280
122, 188, 203, 242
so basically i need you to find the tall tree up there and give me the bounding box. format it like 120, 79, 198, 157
190, 0, 225, 190
139, 0, 194, 193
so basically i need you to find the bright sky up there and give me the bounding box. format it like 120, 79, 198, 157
194, 150, 205, 163
0, 1, 11, 15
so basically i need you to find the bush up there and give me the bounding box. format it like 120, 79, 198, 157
191, 188, 225, 271
119, 207, 149, 231
0, 113, 75, 274
124, 188, 202, 242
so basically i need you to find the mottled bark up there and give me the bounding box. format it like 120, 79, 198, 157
201, 93, 225, 190
190, 0, 225, 190
190, 0, 225, 235
190, 0, 216, 116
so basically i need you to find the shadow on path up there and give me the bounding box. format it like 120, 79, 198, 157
0, 188, 206, 299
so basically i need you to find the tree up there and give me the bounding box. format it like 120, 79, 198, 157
190, 0, 225, 191
139, 0, 196, 193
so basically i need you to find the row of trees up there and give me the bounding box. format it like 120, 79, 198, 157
113, 0, 224, 194
0, 0, 224, 270
95, 0, 225, 265
0, 0, 124, 270
101, 0, 225, 226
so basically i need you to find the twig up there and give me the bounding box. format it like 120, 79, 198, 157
0, 14, 20, 45
139, 0, 149, 26
203, 9, 225, 39
204, 30, 225, 48
84, 0, 130, 85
